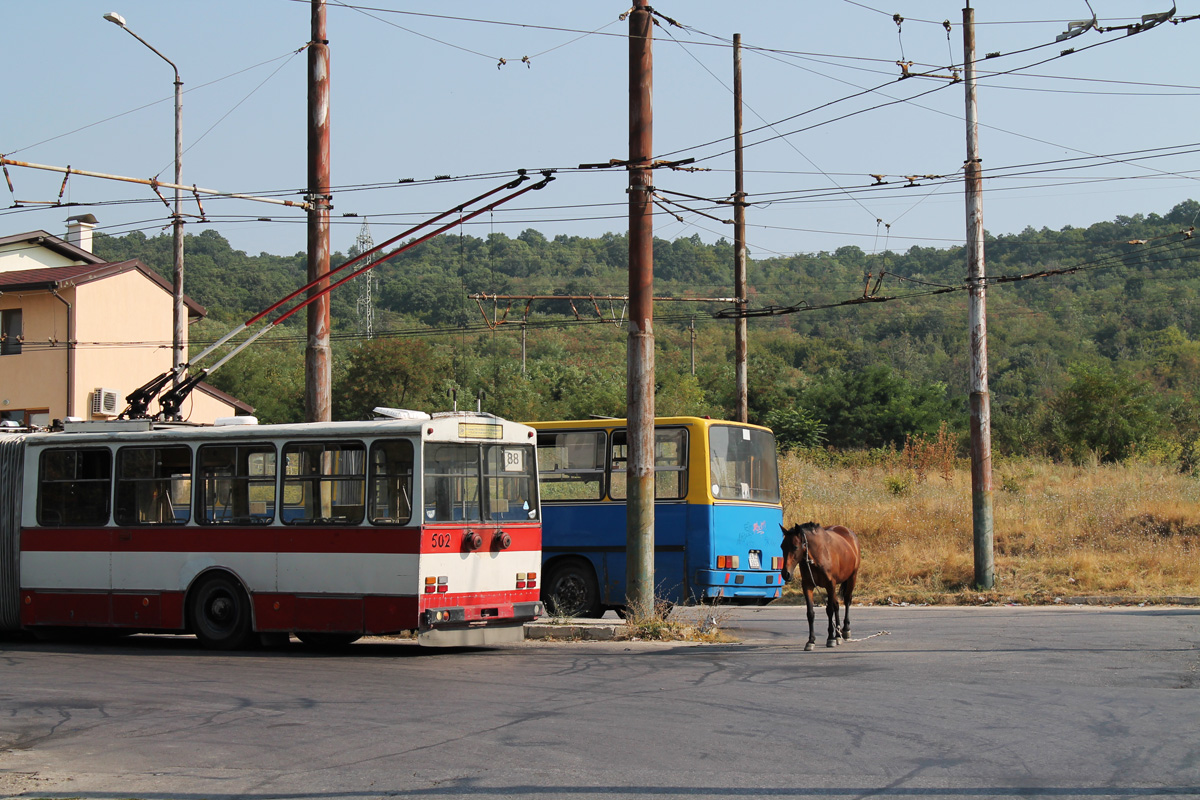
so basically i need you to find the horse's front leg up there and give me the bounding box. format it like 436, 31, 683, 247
803, 587, 817, 651
825, 585, 840, 648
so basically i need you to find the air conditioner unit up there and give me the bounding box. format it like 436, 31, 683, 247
91, 387, 120, 417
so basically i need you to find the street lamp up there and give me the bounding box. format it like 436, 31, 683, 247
104, 11, 186, 381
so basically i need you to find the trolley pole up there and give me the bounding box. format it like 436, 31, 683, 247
627, 0, 656, 618
305, 0, 332, 423
733, 33, 749, 423
963, 3, 995, 589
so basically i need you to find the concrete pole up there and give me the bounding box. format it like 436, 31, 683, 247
627, 0, 656, 618
963, 4, 995, 590
306, 0, 332, 422
733, 33, 749, 423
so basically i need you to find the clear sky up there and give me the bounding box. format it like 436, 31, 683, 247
3, 1, 1198, 270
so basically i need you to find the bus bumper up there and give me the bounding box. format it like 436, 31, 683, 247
695, 570, 782, 599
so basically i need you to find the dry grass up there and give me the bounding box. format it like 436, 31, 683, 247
621, 602, 737, 643
779, 445, 1200, 605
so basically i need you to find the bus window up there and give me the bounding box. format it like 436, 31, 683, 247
282, 441, 366, 525
609, 428, 687, 501
369, 439, 414, 525
709, 425, 781, 503
197, 444, 277, 525
536, 431, 605, 501
115, 445, 192, 525
423, 444, 482, 522
38, 448, 112, 526
484, 443, 539, 521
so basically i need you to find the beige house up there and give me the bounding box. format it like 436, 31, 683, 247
0, 216, 251, 426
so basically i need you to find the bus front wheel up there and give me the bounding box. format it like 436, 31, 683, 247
189, 573, 254, 650
543, 560, 602, 619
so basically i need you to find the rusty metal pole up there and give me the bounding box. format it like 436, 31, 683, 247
627, 0, 656, 618
306, 0, 332, 422
733, 33, 749, 423
963, 3, 994, 590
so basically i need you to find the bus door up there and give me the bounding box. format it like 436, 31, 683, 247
607, 426, 690, 606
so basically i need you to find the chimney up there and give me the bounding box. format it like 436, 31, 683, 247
65, 214, 98, 253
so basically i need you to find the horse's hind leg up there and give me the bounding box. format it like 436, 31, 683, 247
840, 574, 857, 641
825, 587, 840, 648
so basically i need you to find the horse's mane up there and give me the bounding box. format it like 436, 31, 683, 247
797, 521, 822, 534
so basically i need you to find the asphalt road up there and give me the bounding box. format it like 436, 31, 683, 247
1, 605, 1198, 799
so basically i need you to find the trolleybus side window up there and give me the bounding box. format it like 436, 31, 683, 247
535, 431, 606, 502
282, 441, 366, 525
197, 443, 277, 525
709, 425, 781, 503
484, 443, 539, 521
608, 428, 688, 501
37, 448, 112, 526
115, 445, 192, 525
369, 439, 415, 525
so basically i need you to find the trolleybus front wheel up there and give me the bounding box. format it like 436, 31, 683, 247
189, 573, 254, 650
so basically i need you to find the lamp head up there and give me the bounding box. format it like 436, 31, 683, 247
103, 12, 127, 27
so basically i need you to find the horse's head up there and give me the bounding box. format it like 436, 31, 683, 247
779, 522, 819, 583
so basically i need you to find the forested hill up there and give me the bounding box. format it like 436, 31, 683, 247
93, 200, 1200, 465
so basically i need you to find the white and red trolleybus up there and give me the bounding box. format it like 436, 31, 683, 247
0, 412, 542, 649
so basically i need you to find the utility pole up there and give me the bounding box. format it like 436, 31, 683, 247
306, 0, 332, 422
733, 33, 749, 423
627, 0, 656, 618
963, 3, 994, 590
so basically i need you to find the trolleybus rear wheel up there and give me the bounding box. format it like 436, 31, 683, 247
543, 559, 602, 618
189, 573, 254, 650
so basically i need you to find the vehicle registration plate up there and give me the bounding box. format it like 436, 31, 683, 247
748, 551, 761, 570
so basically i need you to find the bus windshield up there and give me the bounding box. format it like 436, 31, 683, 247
708, 425, 780, 503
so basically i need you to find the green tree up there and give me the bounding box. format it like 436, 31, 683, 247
332, 339, 447, 419
801, 365, 954, 449
764, 407, 826, 450
1044, 363, 1164, 463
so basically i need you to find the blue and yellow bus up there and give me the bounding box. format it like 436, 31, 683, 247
529, 417, 783, 616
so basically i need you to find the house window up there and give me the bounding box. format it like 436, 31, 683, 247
0, 309, 22, 355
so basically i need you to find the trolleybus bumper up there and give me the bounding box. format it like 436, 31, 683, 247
418, 601, 543, 647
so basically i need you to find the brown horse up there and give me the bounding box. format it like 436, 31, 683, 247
780, 522, 861, 650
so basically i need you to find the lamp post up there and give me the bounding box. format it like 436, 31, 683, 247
104, 12, 185, 380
